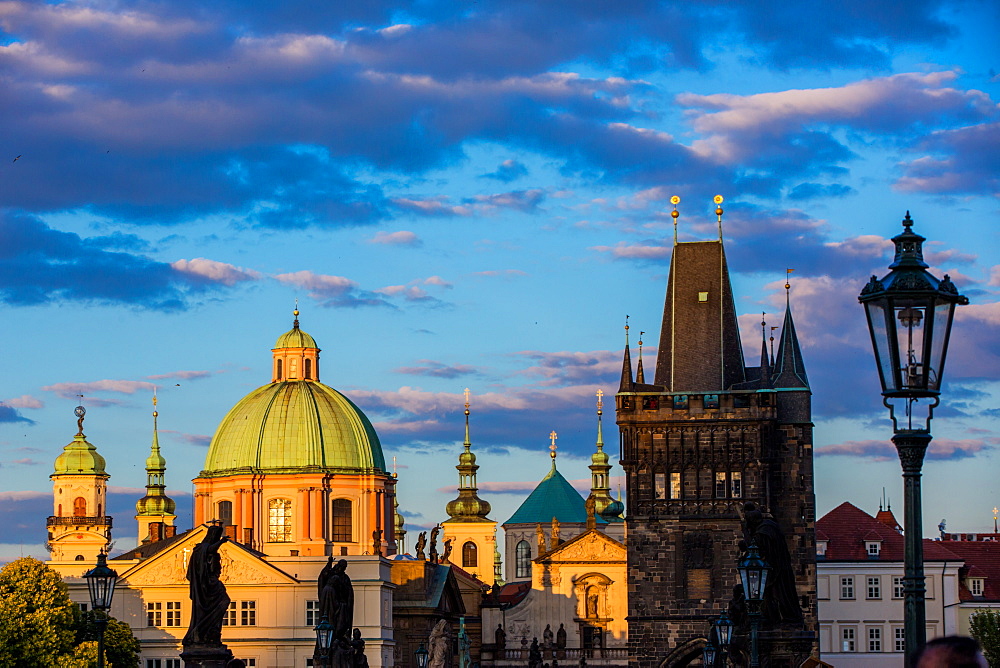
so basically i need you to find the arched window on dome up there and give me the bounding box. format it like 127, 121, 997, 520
462, 541, 478, 568
73, 497, 87, 517
515, 540, 531, 578
304, 358, 312, 380
332, 499, 352, 542
217, 500, 233, 526
268, 498, 293, 543
276, 359, 283, 380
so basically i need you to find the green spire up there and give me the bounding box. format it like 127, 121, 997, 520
445, 390, 492, 522
589, 391, 621, 522
136, 397, 176, 517
493, 528, 505, 586
52, 405, 107, 476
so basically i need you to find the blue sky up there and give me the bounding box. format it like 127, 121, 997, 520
0, 0, 998, 561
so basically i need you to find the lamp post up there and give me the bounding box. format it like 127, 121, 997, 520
82, 552, 119, 668
702, 639, 718, 667
714, 612, 733, 666
415, 643, 429, 668
859, 212, 968, 666
314, 615, 333, 668
738, 542, 770, 668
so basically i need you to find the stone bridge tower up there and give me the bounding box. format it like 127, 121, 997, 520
616, 202, 817, 667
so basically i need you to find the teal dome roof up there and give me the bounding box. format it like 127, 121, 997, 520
504, 465, 606, 525
200, 380, 385, 477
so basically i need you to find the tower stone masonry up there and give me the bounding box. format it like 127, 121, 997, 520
617, 232, 817, 667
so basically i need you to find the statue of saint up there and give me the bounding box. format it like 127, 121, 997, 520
318, 558, 355, 641
551, 518, 561, 545
372, 528, 383, 557
543, 624, 554, 648
556, 623, 566, 649
415, 532, 427, 560
183, 525, 230, 647
442, 537, 454, 563
536, 523, 547, 553
495, 624, 506, 650
351, 628, 369, 668
741, 502, 803, 624
428, 619, 451, 668
429, 526, 440, 563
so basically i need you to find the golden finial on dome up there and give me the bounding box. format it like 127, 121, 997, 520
464, 387, 471, 415
596, 388, 603, 416
670, 195, 680, 243
549, 430, 558, 461
785, 268, 794, 292
153, 389, 158, 418
293, 299, 300, 328
714, 195, 724, 239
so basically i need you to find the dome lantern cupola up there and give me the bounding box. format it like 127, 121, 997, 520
272, 305, 320, 383
136, 396, 177, 543
445, 389, 492, 521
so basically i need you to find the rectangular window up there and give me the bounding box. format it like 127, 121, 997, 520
241, 600, 256, 626
147, 601, 162, 627
868, 627, 882, 652
654, 473, 666, 500
867, 541, 881, 556
332, 499, 352, 542
268, 498, 293, 543
307, 660, 315, 667
79, 602, 89, 612
842, 627, 855, 652
893, 576, 904, 599
894, 627, 905, 652
670, 472, 681, 499
146, 661, 162, 668
971, 579, 984, 596
166, 661, 180, 668
731, 472, 742, 498
165, 601, 181, 627
840, 577, 855, 600
223, 601, 237, 626
715, 472, 727, 498
306, 600, 319, 626
240, 661, 256, 667
867, 576, 881, 599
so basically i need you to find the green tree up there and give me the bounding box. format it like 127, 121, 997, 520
971, 609, 1000, 667
76, 611, 141, 668
0, 557, 78, 668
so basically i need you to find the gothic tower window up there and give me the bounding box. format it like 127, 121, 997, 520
332, 498, 352, 542
462, 541, 478, 568
515, 540, 532, 578
276, 359, 283, 380
654, 472, 666, 499
217, 500, 233, 526
268, 498, 292, 542
73, 497, 87, 517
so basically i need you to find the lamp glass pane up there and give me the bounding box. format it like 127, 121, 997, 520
864, 300, 896, 393
925, 300, 953, 391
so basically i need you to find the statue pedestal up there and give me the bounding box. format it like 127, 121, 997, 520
181, 643, 235, 668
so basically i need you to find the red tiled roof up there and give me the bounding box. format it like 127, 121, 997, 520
932, 541, 1000, 601
817, 502, 960, 562
875, 508, 902, 531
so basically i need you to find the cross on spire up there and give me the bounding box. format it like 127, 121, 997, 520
464, 387, 471, 410
549, 430, 558, 459
596, 389, 604, 414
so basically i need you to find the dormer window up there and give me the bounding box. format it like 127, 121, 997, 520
969, 578, 985, 597
866, 541, 882, 557
817, 541, 828, 559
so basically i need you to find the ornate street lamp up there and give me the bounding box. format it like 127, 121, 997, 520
314, 615, 333, 668
702, 639, 718, 667
738, 542, 770, 668
713, 611, 733, 666
415, 643, 429, 668
82, 552, 118, 668
859, 212, 968, 666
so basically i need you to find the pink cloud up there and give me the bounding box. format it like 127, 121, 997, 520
817, 438, 992, 461
370, 230, 421, 246
3, 395, 43, 409
42, 379, 157, 399
591, 242, 671, 260
472, 270, 528, 278
170, 258, 261, 285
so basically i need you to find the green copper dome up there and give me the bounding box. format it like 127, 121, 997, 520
53, 433, 107, 476
274, 322, 317, 349
200, 380, 385, 477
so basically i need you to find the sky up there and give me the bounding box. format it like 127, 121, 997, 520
0, 0, 998, 563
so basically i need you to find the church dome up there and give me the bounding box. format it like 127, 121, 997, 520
200, 314, 385, 478
201, 380, 385, 477
53, 433, 107, 476
136, 491, 176, 516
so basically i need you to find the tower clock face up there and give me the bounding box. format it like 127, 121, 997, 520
74, 406, 86, 418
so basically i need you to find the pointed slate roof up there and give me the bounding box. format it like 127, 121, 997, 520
654, 240, 746, 391
504, 464, 606, 525
771, 299, 809, 389
618, 333, 633, 392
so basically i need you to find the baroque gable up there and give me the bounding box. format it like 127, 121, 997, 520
119, 527, 297, 587
541, 530, 625, 564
